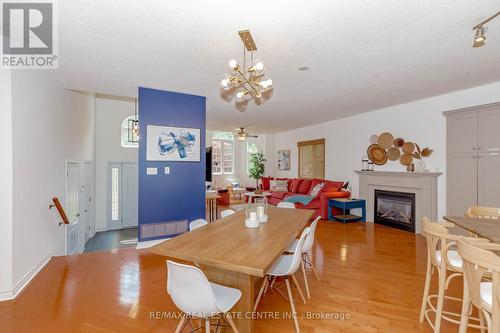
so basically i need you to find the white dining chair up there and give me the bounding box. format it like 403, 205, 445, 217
285, 217, 320, 298
167, 260, 242, 333
254, 228, 310, 333
277, 202, 296, 209
189, 219, 208, 231
220, 209, 235, 218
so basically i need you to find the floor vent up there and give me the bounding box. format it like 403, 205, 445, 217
140, 220, 188, 239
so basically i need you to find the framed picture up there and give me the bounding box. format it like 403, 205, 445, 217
146, 125, 201, 162
278, 149, 291, 170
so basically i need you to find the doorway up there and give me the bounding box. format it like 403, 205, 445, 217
107, 162, 138, 230
65, 161, 80, 255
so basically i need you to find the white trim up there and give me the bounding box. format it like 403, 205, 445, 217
136, 238, 170, 250
95, 226, 107, 232
0, 252, 52, 301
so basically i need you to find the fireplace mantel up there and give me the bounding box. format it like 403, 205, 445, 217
355, 170, 442, 234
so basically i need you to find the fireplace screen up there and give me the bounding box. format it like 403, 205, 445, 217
374, 190, 415, 232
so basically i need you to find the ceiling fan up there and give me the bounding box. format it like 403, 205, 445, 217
235, 127, 258, 141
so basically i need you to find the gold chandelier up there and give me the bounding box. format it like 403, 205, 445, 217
219, 30, 273, 101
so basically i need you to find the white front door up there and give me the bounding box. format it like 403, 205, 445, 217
108, 162, 138, 230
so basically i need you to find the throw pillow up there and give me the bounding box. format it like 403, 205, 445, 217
309, 183, 325, 198
260, 176, 273, 190
277, 178, 292, 191
323, 181, 344, 193
290, 178, 303, 193
270, 180, 289, 192
298, 179, 313, 194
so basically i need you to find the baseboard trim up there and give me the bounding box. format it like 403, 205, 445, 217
136, 238, 169, 250
0, 252, 52, 302
95, 226, 107, 232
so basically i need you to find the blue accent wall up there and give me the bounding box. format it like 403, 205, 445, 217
138, 87, 206, 241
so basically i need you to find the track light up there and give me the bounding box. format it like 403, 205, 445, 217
472, 10, 500, 48
473, 26, 487, 48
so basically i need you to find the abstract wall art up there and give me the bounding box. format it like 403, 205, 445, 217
278, 149, 291, 170
146, 125, 201, 161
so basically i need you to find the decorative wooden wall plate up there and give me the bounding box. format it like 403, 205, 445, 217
378, 132, 394, 149
399, 153, 413, 166
367, 144, 388, 165
402, 142, 415, 154
394, 138, 405, 147
387, 147, 401, 161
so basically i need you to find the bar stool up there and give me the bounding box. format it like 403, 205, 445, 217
457, 238, 500, 333
420, 218, 486, 333
466, 206, 500, 220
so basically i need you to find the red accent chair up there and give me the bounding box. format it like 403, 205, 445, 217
216, 189, 230, 206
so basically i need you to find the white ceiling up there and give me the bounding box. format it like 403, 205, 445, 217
57, 0, 500, 133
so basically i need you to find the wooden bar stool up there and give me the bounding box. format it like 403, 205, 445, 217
420, 218, 486, 333
457, 238, 500, 333
466, 206, 500, 220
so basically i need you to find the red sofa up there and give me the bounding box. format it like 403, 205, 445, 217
260, 177, 350, 220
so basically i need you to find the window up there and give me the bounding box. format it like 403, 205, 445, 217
111, 167, 120, 221
121, 115, 139, 148
298, 138, 325, 179
212, 131, 234, 175
247, 141, 259, 174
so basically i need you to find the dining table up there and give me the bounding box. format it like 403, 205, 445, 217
443, 216, 500, 243
151, 206, 315, 333
444, 216, 500, 332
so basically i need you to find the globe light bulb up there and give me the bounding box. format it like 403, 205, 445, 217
254, 61, 264, 71
221, 78, 229, 87
228, 59, 238, 69
267, 79, 272, 86
236, 89, 247, 100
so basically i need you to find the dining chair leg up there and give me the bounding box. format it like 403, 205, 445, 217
300, 259, 311, 299
175, 313, 187, 333
254, 277, 269, 312
433, 269, 447, 333
292, 274, 306, 304
306, 253, 320, 281
225, 313, 240, 333
458, 278, 470, 333
285, 277, 300, 333
205, 319, 211, 333
479, 310, 486, 333
263, 276, 271, 294
269, 276, 278, 289
419, 259, 432, 322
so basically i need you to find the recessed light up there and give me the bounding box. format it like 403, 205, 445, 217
298, 66, 310, 71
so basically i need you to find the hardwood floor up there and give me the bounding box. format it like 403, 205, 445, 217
0, 221, 474, 332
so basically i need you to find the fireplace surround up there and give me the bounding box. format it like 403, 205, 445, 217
355, 170, 442, 234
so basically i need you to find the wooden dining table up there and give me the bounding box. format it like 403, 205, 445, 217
151, 206, 314, 333
444, 216, 500, 332
443, 216, 500, 243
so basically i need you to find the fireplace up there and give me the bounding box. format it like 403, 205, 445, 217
374, 189, 415, 233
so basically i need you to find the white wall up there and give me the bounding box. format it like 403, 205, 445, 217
0, 70, 13, 298
271, 80, 500, 220
9, 70, 95, 297
94, 97, 137, 231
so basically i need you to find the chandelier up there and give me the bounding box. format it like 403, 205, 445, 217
219, 30, 273, 101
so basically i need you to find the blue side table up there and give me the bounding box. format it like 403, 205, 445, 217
328, 198, 366, 223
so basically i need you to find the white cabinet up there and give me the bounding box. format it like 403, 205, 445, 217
445, 104, 500, 216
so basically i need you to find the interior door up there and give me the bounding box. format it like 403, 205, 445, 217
65, 162, 80, 254
82, 161, 93, 244
108, 162, 138, 230
121, 163, 138, 228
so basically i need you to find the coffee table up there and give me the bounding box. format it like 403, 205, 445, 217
244, 191, 271, 203
232, 187, 245, 200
